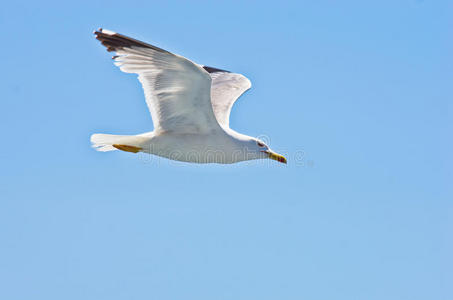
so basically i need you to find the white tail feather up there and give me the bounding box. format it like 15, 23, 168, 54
90, 133, 150, 152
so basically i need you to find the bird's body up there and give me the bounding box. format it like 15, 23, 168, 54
91, 29, 286, 164
92, 128, 265, 164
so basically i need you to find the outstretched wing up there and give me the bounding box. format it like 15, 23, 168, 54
202, 66, 252, 128
94, 29, 221, 134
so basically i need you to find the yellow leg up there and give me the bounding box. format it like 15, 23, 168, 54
112, 144, 142, 153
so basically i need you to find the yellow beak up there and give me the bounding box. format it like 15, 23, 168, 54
267, 151, 287, 164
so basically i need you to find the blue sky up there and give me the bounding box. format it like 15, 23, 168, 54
1, 1, 452, 299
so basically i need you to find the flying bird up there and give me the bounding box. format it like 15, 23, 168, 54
91, 29, 286, 164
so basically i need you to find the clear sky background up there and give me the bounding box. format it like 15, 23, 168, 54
1, 1, 452, 299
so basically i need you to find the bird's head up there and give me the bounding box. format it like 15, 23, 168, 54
249, 138, 287, 164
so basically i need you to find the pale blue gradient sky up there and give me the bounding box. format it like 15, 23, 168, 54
0, 1, 452, 299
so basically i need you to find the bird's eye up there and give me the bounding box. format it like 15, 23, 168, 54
257, 141, 265, 147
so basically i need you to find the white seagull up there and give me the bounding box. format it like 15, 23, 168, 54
91, 28, 286, 164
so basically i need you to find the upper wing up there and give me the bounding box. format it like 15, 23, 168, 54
94, 29, 221, 134
202, 66, 252, 128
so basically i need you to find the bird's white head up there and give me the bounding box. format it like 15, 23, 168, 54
239, 136, 287, 164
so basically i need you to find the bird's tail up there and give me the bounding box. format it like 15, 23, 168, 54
90, 133, 150, 153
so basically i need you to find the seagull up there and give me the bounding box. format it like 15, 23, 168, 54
91, 28, 286, 164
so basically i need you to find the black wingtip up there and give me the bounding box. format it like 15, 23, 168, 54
203, 66, 230, 74
93, 29, 171, 55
